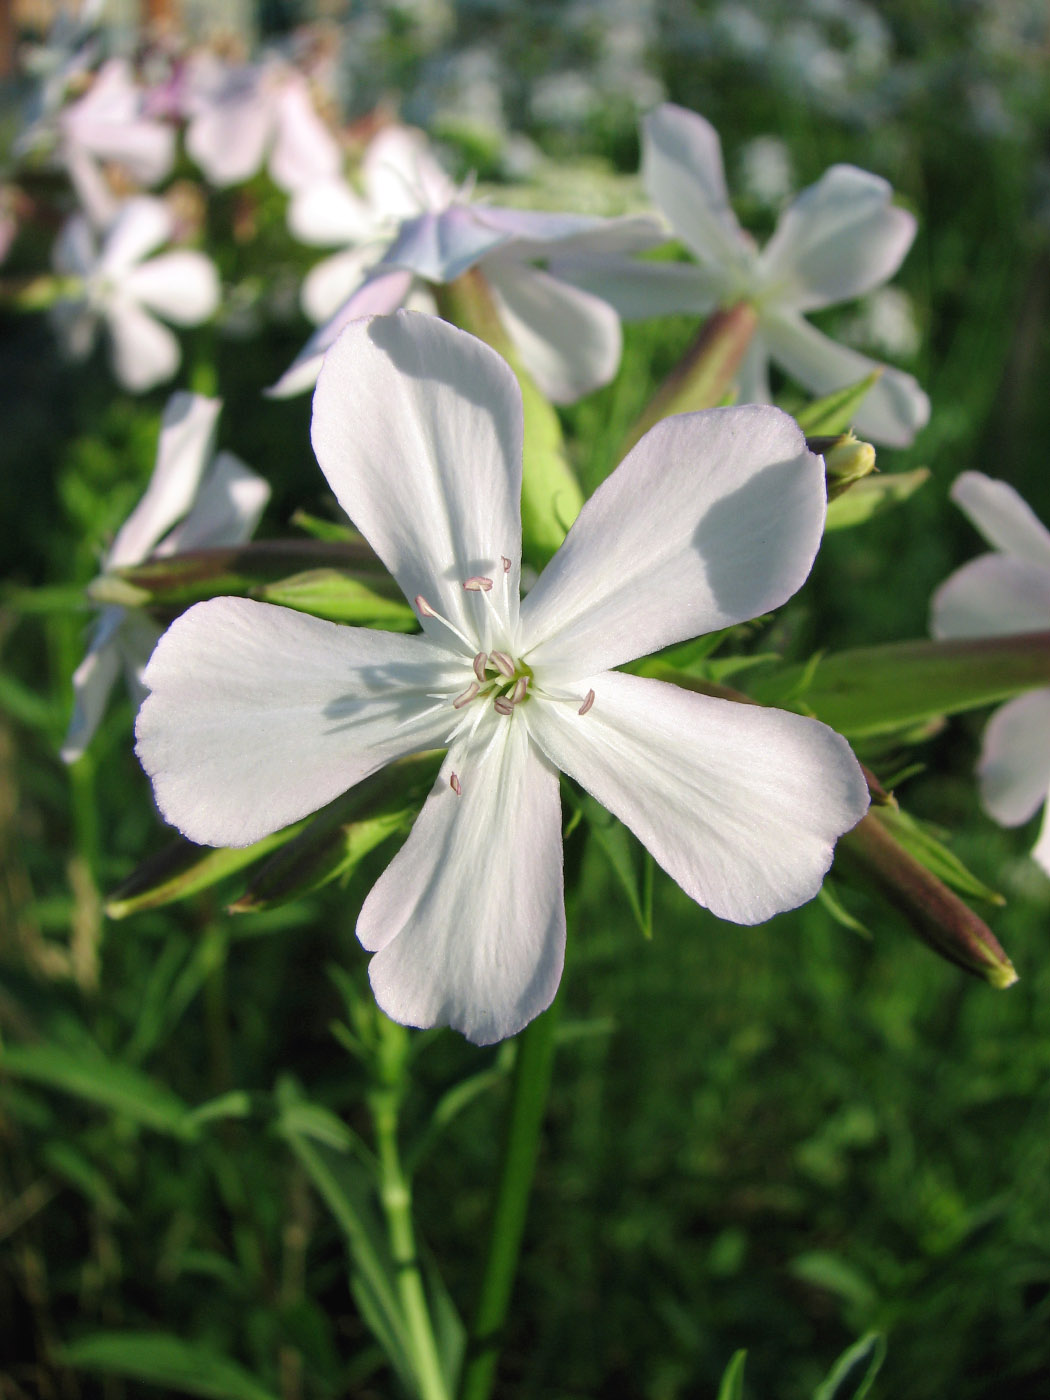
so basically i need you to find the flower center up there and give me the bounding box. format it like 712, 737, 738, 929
453, 649, 533, 716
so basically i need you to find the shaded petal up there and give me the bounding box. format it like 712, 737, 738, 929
104, 297, 180, 391
268, 78, 342, 192
976, 689, 1050, 827
930, 554, 1050, 639
548, 253, 722, 321
736, 331, 772, 403
135, 597, 460, 848
288, 177, 378, 247
311, 311, 524, 646
520, 405, 824, 679
1031, 796, 1050, 878
301, 245, 380, 324
761, 309, 930, 447
758, 165, 917, 312
381, 206, 512, 283
359, 722, 565, 1045
109, 392, 221, 568
950, 472, 1050, 570
641, 103, 749, 271
527, 671, 868, 923
486, 260, 621, 404
61, 612, 123, 762
267, 267, 413, 397
52, 213, 95, 276
123, 250, 220, 325
98, 196, 171, 277
479, 211, 666, 260
158, 451, 270, 554
187, 89, 272, 186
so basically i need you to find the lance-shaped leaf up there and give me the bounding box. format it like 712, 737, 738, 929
794, 370, 883, 434
434, 270, 582, 562
876, 803, 1005, 906
825, 467, 929, 531
836, 807, 1017, 988
620, 301, 759, 453
750, 633, 1050, 737
259, 569, 416, 628
58, 1333, 279, 1400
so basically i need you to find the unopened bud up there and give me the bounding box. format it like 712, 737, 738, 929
808, 430, 877, 501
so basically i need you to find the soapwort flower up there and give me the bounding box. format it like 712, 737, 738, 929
63, 394, 269, 762
931, 472, 1050, 875
50, 195, 220, 392
554, 103, 930, 447
136, 311, 869, 1044
271, 125, 663, 403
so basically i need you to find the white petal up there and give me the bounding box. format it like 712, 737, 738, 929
311, 311, 524, 646
61, 614, 123, 762
1030, 797, 1050, 878
186, 89, 272, 187
123, 251, 220, 325
64, 145, 119, 229
478, 211, 666, 260
104, 297, 180, 392
268, 78, 342, 193
528, 671, 868, 923
267, 267, 413, 397
109, 393, 222, 568
736, 331, 772, 403
486, 261, 621, 404
300, 245, 379, 324
930, 554, 1050, 639
288, 177, 378, 247
98, 196, 172, 277
641, 103, 749, 271
157, 452, 270, 554
976, 689, 1050, 827
761, 309, 930, 447
381, 206, 512, 283
520, 405, 824, 679
359, 723, 565, 1045
949, 472, 1050, 570
135, 598, 461, 848
757, 165, 917, 312
549, 254, 722, 321
363, 125, 455, 217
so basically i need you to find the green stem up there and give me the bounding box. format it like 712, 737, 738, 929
372, 1060, 451, 1400
458, 1000, 560, 1400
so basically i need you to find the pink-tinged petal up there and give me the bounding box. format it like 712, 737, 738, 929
268, 78, 342, 193
104, 297, 180, 392
641, 103, 749, 271
976, 688, 1050, 827
288, 178, 378, 247
135, 598, 461, 848
62, 60, 174, 184
109, 393, 221, 568
311, 312, 524, 644
382, 207, 513, 283
520, 405, 823, 679
123, 251, 220, 325
550, 254, 722, 321
187, 88, 272, 187
486, 260, 621, 404
761, 309, 930, 447
158, 452, 269, 554
949, 472, 1050, 571
757, 165, 917, 312
359, 722, 565, 1045
527, 670, 869, 923
267, 266, 414, 397
61, 612, 124, 762
930, 554, 1050, 639
363, 125, 455, 217
98, 196, 172, 277
301, 245, 380, 324
52, 213, 95, 276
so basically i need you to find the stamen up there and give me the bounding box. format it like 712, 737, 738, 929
450, 772, 462, 796
414, 594, 474, 650
578, 689, 595, 716
501, 556, 512, 573
463, 576, 493, 593
510, 675, 529, 706
473, 651, 489, 683
453, 681, 480, 709
490, 651, 515, 677
493, 696, 514, 716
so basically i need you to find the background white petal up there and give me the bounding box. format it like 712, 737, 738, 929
123, 251, 221, 325
61, 617, 124, 762
930, 554, 1050, 638
520, 405, 824, 678
976, 688, 1050, 827
300, 245, 379, 324
288, 178, 378, 247
381, 207, 512, 283
549, 254, 723, 321
311, 312, 524, 644
949, 472, 1050, 571
157, 451, 270, 555
98, 196, 172, 277
135, 598, 460, 848
268, 79, 342, 193
527, 671, 869, 924
104, 298, 180, 392
359, 726, 565, 1045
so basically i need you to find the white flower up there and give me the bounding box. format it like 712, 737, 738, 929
50, 196, 220, 392
184, 55, 341, 193
271, 124, 664, 404
554, 103, 930, 447
931, 472, 1050, 876
136, 311, 869, 1045
63, 394, 269, 763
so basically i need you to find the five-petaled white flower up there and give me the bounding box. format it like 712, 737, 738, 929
64, 393, 269, 762
51, 195, 220, 392
136, 311, 869, 1045
271, 124, 663, 404
931, 472, 1050, 876
553, 102, 930, 447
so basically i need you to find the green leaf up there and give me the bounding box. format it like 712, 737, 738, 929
817, 882, 871, 938
812, 1333, 887, 1400
259, 569, 415, 628
751, 633, 1050, 737
876, 805, 1004, 905
59, 1332, 279, 1400
0, 1043, 196, 1139
571, 791, 652, 939
716, 1349, 748, 1400
794, 372, 881, 434
790, 1251, 878, 1313
290, 508, 358, 542
825, 468, 930, 531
